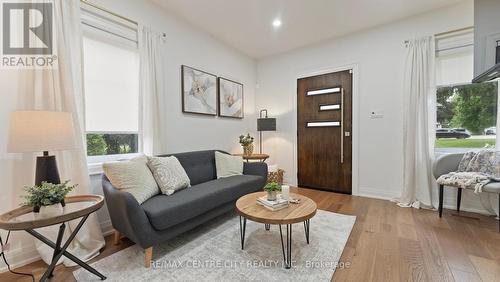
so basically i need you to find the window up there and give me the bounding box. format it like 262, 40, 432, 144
81, 4, 140, 163
435, 30, 498, 153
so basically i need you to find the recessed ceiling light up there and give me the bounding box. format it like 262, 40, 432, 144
272, 19, 282, 28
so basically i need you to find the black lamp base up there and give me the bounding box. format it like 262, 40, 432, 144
35, 151, 61, 185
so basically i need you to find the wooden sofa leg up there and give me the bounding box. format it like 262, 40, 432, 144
144, 247, 153, 268
457, 188, 462, 212
438, 185, 444, 218
113, 230, 121, 245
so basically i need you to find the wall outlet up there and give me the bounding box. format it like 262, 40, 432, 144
369, 110, 384, 119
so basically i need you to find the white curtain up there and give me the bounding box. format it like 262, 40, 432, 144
17, 0, 105, 266
139, 25, 167, 155
397, 36, 437, 209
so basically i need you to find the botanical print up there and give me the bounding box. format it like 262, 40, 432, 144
182, 65, 217, 115
218, 77, 243, 118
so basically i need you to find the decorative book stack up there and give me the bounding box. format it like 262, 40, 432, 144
257, 195, 289, 211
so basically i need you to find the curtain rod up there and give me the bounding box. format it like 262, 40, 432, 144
435, 26, 474, 38
80, 0, 138, 26
403, 26, 474, 44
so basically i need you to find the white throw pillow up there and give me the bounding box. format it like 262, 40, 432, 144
147, 156, 191, 195
215, 151, 243, 179
103, 156, 160, 204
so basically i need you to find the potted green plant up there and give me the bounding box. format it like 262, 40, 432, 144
239, 133, 254, 156
264, 182, 281, 201
23, 180, 76, 214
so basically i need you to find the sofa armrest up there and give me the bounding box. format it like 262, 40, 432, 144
243, 162, 268, 178
102, 175, 155, 248
432, 153, 464, 179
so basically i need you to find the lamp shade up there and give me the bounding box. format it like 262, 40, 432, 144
7, 111, 76, 153
257, 118, 276, 131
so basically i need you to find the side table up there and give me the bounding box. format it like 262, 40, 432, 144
0, 195, 106, 282
233, 153, 270, 162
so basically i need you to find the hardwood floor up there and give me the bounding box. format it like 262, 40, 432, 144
1, 187, 499, 281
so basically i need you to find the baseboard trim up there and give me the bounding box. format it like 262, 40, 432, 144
357, 186, 400, 200
0, 245, 40, 273
358, 186, 495, 216
442, 202, 494, 216
100, 219, 114, 236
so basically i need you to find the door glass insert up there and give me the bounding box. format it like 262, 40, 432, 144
319, 104, 340, 111
306, 121, 340, 127
306, 87, 341, 96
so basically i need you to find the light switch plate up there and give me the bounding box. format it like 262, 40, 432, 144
370, 110, 384, 119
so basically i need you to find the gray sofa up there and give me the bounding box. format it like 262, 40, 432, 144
102, 150, 267, 266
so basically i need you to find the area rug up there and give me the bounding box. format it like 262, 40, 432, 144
73, 210, 356, 281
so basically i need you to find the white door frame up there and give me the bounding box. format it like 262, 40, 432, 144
293, 63, 360, 195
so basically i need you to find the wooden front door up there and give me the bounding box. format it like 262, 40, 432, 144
297, 70, 352, 194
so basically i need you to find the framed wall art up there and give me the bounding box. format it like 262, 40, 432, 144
218, 77, 243, 118
181, 65, 217, 115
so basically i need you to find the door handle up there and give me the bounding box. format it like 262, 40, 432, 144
340, 88, 344, 164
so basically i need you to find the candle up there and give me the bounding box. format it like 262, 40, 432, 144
281, 185, 290, 201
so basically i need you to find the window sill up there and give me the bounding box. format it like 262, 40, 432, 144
87, 153, 142, 175
434, 148, 487, 158
88, 162, 105, 175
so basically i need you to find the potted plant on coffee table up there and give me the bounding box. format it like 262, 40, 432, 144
23, 180, 77, 216
264, 182, 281, 201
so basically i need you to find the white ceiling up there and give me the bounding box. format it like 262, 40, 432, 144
152, 0, 466, 59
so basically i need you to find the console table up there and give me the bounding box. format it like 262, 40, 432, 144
0, 195, 106, 282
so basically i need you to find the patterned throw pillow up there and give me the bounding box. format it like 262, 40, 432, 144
147, 156, 191, 195
458, 151, 477, 172
103, 156, 160, 204
465, 149, 500, 176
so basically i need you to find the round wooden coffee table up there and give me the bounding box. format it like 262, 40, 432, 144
0, 195, 106, 282
235, 192, 317, 269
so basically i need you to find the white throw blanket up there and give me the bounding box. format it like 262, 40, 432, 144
437, 150, 500, 193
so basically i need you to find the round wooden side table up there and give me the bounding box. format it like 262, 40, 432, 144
0, 195, 106, 282
235, 191, 317, 269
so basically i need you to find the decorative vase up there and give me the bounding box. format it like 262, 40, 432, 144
281, 185, 290, 201
243, 143, 254, 156
35, 203, 63, 218
267, 190, 277, 201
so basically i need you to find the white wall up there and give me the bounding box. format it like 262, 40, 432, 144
255, 1, 484, 207
0, 0, 257, 271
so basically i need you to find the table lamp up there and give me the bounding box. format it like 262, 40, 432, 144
7, 111, 76, 185
257, 109, 276, 154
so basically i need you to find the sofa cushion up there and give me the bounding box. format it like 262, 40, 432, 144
141, 174, 265, 230
483, 182, 500, 193
157, 150, 219, 185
